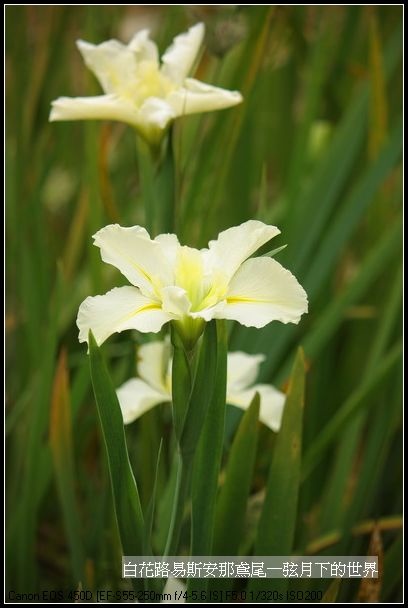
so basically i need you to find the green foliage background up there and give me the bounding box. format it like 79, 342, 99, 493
6, 5, 402, 602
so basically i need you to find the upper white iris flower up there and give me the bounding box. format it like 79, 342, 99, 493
49, 23, 242, 145
118, 340, 285, 432
77, 219, 308, 348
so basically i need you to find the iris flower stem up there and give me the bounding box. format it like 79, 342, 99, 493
137, 129, 175, 237
136, 138, 155, 235
164, 327, 197, 557
165, 321, 218, 556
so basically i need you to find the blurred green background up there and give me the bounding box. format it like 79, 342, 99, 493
6, 5, 402, 602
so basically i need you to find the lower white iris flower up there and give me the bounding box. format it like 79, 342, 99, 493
118, 341, 286, 432
77, 219, 308, 348
49, 23, 242, 145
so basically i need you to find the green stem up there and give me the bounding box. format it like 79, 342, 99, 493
85, 122, 103, 292
136, 138, 155, 235
164, 327, 197, 557
191, 320, 227, 556
170, 325, 193, 441
137, 130, 175, 236
163, 449, 193, 556
189, 320, 228, 597
165, 322, 218, 557
156, 129, 176, 234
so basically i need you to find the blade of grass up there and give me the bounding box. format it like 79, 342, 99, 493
143, 440, 163, 593
165, 321, 218, 556
368, 9, 388, 160
85, 122, 103, 293
231, 22, 402, 373
290, 20, 401, 274
154, 451, 179, 555
88, 331, 145, 564
302, 341, 401, 479
381, 534, 403, 601
170, 326, 192, 443
143, 440, 163, 556
62, 189, 89, 280
12, 269, 63, 590
249, 348, 305, 594
213, 393, 260, 557
179, 322, 218, 457
207, 394, 260, 596
300, 218, 401, 365
339, 381, 401, 550
190, 321, 228, 558
300, 515, 402, 554
50, 349, 85, 584
318, 265, 402, 533
356, 524, 383, 602
304, 118, 402, 297
285, 12, 336, 217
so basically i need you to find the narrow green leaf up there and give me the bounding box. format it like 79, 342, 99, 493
318, 421, 363, 535
213, 392, 260, 556
6, 374, 38, 436
154, 452, 179, 554
381, 534, 403, 601
180, 321, 218, 458
13, 271, 63, 590
165, 321, 218, 556
256, 163, 268, 218
291, 22, 402, 274
304, 118, 402, 296
368, 10, 388, 160
137, 138, 155, 236
155, 129, 176, 234
144, 440, 163, 593
340, 380, 401, 549
50, 349, 85, 584
365, 265, 402, 374
303, 341, 402, 480
206, 393, 260, 596
318, 266, 402, 533
302, 219, 401, 363
357, 525, 383, 602
250, 348, 305, 594
171, 325, 192, 442
290, 87, 367, 272
232, 23, 402, 376
256, 349, 305, 553
137, 131, 175, 236
164, 450, 191, 557
263, 244, 287, 258
84, 121, 103, 293
286, 14, 335, 212
143, 440, 163, 556
191, 320, 228, 555
138, 406, 163, 509
88, 331, 145, 561
189, 321, 227, 596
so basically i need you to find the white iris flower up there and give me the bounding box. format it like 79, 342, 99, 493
77, 219, 308, 348
49, 23, 242, 145
118, 341, 286, 432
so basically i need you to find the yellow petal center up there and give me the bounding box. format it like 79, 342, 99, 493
174, 246, 227, 312
117, 60, 175, 107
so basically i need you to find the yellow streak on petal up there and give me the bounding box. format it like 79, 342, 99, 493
227, 296, 296, 307
121, 302, 161, 323
227, 296, 267, 304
